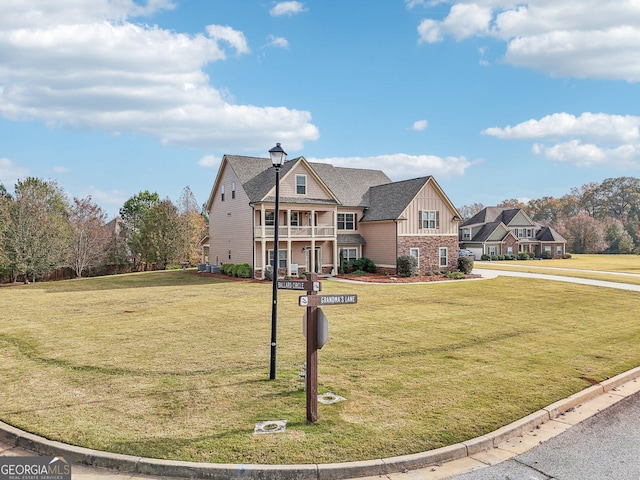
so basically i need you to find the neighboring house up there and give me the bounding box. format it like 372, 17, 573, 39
459, 207, 567, 259
205, 154, 462, 278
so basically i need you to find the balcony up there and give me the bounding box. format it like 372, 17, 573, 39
255, 225, 335, 239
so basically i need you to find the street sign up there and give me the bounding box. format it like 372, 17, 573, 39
298, 294, 358, 307
277, 280, 321, 292
303, 308, 329, 349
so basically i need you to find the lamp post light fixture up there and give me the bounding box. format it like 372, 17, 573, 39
269, 143, 287, 380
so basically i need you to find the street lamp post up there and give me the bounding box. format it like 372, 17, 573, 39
269, 143, 287, 380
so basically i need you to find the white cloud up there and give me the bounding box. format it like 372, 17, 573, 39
533, 141, 640, 168
0, 157, 29, 188
484, 112, 640, 170
308, 153, 473, 181
270, 2, 306, 17
198, 154, 220, 169
416, 1, 640, 81
85, 185, 129, 216
52, 166, 71, 174
410, 119, 429, 131
206, 25, 250, 55
483, 112, 640, 143
405, 0, 428, 9
0, 3, 319, 153
266, 35, 289, 49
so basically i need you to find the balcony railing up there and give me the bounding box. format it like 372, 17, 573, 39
256, 226, 335, 239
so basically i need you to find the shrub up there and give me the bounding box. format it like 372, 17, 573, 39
541, 251, 553, 259
264, 265, 273, 281
397, 255, 418, 277
562, 253, 572, 259
497, 255, 505, 261
345, 257, 377, 274
491, 255, 499, 261
351, 270, 367, 276
237, 264, 251, 278
444, 271, 466, 280
481, 254, 491, 260
517, 252, 530, 260
458, 256, 474, 274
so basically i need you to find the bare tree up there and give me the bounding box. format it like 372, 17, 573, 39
457, 203, 484, 221
556, 212, 607, 254
68, 196, 110, 277
177, 186, 207, 266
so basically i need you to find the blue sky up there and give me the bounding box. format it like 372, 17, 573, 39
1, 1, 640, 218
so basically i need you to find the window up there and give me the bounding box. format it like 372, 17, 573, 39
556, 245, 563, 255
507, 246, 513, 255
462, 228, 471, 240
296, 175, 306, 195
269, 249, 287, 269
221, 185, 225, 202
290, 212, 299, 226
421, 211, 439, 229
544, 246, 552, 253
517, 228, 524, 238
526, 228, 533, 238
439, 247, 448, 267
410, 248, 420, 265
337, 212, 355, 230
265, 212, 274, 226
488, 246, 497, 256
340, 248, 358, 262
232, 182, 236, 199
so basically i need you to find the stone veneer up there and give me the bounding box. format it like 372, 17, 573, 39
397, 235, 460, 273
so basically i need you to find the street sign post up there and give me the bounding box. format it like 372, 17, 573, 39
298, 273, 357, 423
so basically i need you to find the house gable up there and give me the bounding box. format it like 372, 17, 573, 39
398, 178, 461, 236
504, 209, 536, 228
264, 157, 339, 205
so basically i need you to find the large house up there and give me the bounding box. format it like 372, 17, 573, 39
459, 207, 567, 259
206, 154, 462, 278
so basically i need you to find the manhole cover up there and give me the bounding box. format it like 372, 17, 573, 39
254, 420, 287, 434
318, 392, 346, 405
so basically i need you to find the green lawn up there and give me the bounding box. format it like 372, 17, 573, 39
476, 253, 640, 285
0, 265, 639, 464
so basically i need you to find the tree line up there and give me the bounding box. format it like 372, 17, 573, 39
458, 176, 640, 255
0, 178, 207, 283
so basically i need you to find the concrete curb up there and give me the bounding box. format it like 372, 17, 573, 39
1, 367, 639, 479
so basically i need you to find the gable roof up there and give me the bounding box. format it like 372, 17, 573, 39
360, 176, 433, 222
536, 225, 567, 242
462, 207, 521, 227
309, 163, 391, 207
207, 154, 392, 210
461, 206, 567, 244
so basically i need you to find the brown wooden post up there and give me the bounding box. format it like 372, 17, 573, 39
305, 272, 319, 423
